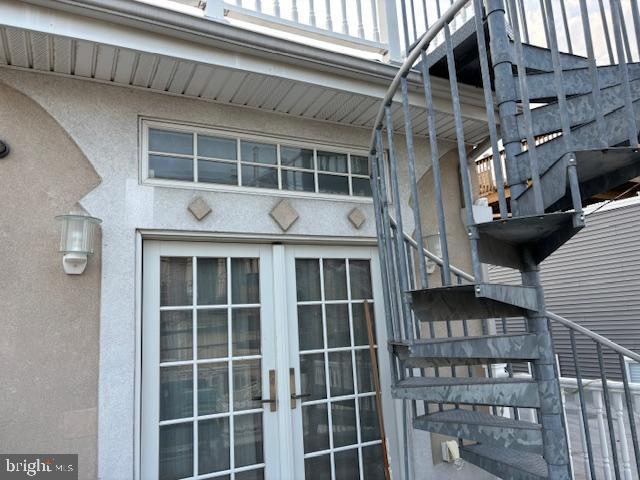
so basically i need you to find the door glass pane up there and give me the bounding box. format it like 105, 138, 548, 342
362, 445, 386, 480
349, 260, 373, 299
232, 258, 260, 304
161, 257, 192, 306
331, 400, 357, 447
296, 259, 321, 301
355, 349, 375, 393
198, 417, 230, 474
300, 353, 326, 401
302, 403, 329, 453
198, 362, 229, 415
197, 258, 227, 305
232, 308, 261, 355
359, 395, 381, 442
159, 423, 193, 480
233, 359, 262, 411
326, 304, 350, 348
234, 413, 264, 467
160, 366, 193, 421
304, 455, 331, 480
334, 448, 359, 480
297, 305, 323, 351
323, 259, 347, 300
352, 303, 375, 346
160, 310, 192, 362
198, 309, 228, 359
328, 351, 354, 397
236, 469, 265, 480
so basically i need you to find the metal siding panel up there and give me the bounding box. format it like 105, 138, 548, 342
230, 73, 266, 105
200, 68, 231, 100
94, 44, 117, 81
149, 57, 177, 91
215, 71, 247, 102
132, 54, 158, 88
167, 61, 196, 94
29, 32, 50, 71
74, 40, 95, 78
113, 49, 137, 85
183, 64, 214, 97
6, 27, 29, 68
52, 36, 73, 74
275, 83, 311, 113
244, 76, 281, 108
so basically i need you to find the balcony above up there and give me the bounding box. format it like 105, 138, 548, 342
0, 0, 489, 143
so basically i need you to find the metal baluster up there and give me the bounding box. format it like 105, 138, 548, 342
340, 0, 348, 34
571, 330, 597, 480
273, 0, 280, 17
309, 0, 316, 27
537, 0, 550, 48
256, 0, 262, 12
356, 0, 365, 38
508, 0, 545, 213
370, 0, 381, 42
473, 0, 507, 218
292, 0, 299, 21
409, 0, 418, 43
619, 353, 640, 477
385, 105, 413, 341
609, 0, 639, 145
613, 391, 633, 480
517, 0, 529, 43
596, 388, 614, 480
442, 20, 483, 282
598, 343, 622, 480
631, 0, 640, 62
375, 133, 402, 340
418, 56, 452, 284
400, 77, 429, 289
324, 0, 332, 30
598, 0, 616, 64
558, 0, 572, 53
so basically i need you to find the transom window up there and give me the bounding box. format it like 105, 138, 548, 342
143, 122, 372, 198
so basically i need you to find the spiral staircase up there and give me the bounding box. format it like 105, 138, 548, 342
369, 0, 640, 478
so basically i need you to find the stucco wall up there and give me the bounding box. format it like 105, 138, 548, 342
0, 67, 488, 480
0, 80, 101, 479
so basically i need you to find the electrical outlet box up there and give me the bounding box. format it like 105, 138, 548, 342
441, 440, 460, 462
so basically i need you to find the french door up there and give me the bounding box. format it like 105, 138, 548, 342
141, 241, 394, 480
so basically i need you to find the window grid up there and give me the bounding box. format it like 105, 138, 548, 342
298, 258, 382, 480
145, 123, 371, 198
158, 255, 265, 480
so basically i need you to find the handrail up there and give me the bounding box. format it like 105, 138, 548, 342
368, 0, 472, 153
396, 221, 640, 363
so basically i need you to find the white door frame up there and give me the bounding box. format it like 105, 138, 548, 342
140, 239, 400, 480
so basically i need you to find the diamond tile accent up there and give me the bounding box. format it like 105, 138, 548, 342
348, 207, 366, 229
188, 197, 212, 221
270, 199, 299, 231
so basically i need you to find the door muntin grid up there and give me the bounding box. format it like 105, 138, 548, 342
294, 257, 386, 480
157, 255, 265, 480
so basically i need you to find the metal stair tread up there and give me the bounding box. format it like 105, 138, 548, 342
475, 212, 583, 269
461, 444, 548, 479
410, 283, 538, 321
396, 376, 536, 388
392, 333, 540, 367
416, 408, 541, 430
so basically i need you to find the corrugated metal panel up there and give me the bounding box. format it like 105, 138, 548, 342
490, 200, 640, 380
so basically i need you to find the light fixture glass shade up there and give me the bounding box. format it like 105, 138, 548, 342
55, 212, 102, 255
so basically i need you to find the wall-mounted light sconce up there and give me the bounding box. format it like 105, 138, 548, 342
426, 233, 442, 274
55, 211, 102, 275
0, 140, 9, 159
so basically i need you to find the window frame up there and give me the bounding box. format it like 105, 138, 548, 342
140, 119, 373, 203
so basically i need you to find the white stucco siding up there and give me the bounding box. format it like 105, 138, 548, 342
0, 68, 459, 479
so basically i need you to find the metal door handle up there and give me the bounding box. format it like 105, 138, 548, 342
253, 369, 277, 412
289, 368, 311, 408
